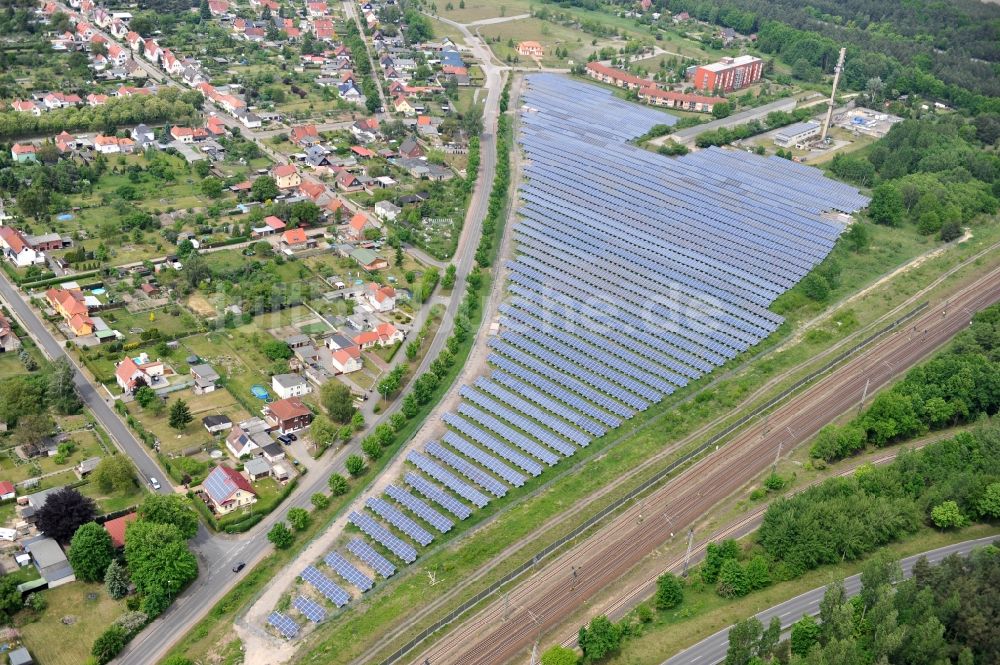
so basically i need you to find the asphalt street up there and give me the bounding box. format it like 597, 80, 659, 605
663, 536, 1000, 665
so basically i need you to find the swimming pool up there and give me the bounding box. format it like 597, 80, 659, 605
251, 385, 270, 400
91, 288, 106, 295
57, 213, 74, 221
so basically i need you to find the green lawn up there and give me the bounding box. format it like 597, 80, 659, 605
478, 18, 620, 68
20, 581, 127, 665
132, 387, 253, 456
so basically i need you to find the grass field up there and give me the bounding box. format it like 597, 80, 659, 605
20, 582, 127, 665
477, 18, 621, 68
135, 387, 253, 456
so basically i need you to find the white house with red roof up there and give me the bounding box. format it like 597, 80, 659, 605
207, 0, 229, 15
307, 1, 328, 16
114, 352, 165, 394
94, 134, 122, 154
202, 465, 256, 515
365, 283, 396, 312
106, 42, 128, 67
271, 164, 301, 190
346, 212, 372, 241
11, 143, 37, 163
126, 31, 142, 51
0, 227, 45, 267
143, 38, 161, 63
330, 347, 362, 374
11, 100, 40, 115
87, 93, 109, 106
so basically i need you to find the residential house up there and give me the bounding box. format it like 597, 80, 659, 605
290, 124, 320, 146
374, 200, 401, 222
585, 61, 653, 91
637, 87, 727, 113
189, 363, 220, 394
102, 512, 137, 549
272, 164, 301, 190
11, 100, 41, 115
171, 126, 208, 143
280, 228, 313, 251
202, 465, 256, 515
393, 95, 415, 116
0, 225, 45, 268
271, 373, 312, 399
330, 347, 362, 374
106, 42, 128, 67
44, 286, 91, 334
131, 124, 155, 144
261, 442, 285, 463
336, 171, 363, 192
263, 397, 313, 434
350, 247, 388, 271
11, 143, 37, 163
516, 41, 544, 57
225, 421, 273, 458
94, 135, 122, 154
365, 283, 396, 312
243, 457, 271, 481
374, 322, 403, 345
398, 136, 424, 159
0, 313, 20, 353
0, 480, 15, 501
346, 212, 372, 240
203, 414, 233, 434
143, 38, 161, 63
114, 352, 165, 394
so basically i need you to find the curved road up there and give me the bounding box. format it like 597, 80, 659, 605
664, 535, 1000, 665
407, 264, 1000, 664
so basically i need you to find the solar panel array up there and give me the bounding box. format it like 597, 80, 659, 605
268, 611, 299, 639
349, 511, 418, 563
386, 484, 454, 533
348, 538, 396, 578
293, 596, 326, 623
301, 565, 351, 607
324, 550, 373, 592
265, 75, 871, 632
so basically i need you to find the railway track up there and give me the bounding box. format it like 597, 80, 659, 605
408, 265, 1000, 665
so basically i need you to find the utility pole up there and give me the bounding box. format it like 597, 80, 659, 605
502, 592, 510, 621
771, 439, 783, 476
820, 47, 847, 142
681, 529, 695, 577
858, 377, 870, 414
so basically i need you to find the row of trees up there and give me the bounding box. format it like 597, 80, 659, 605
694, 107, 815, 148
725, 544, 1000, 665
811, 302, 1000, 462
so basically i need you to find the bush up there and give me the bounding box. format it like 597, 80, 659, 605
328, 473, 349, 496
654, 572, 683, 610
345, 454, 365, 477
267, 522, 294, 549
91, 625, 128, 664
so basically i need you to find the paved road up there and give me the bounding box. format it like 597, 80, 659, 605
664, 536, 1000, 665
654, 97, 800, 146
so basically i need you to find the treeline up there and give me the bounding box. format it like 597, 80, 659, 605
694, 107, 814, 148
811, 302, 1000, 462
760, 421, 1000, 577
343, 20, 380, 113
0, 89, 204, 140
661, 0, 1000, 105
725, 543, 1000, 665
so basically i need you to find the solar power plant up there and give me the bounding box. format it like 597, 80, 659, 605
267, 611, 299, 639
459, 385, 579, 457
347, 538, 396, 578
301, 565, 351, 607
404, 472, 473, 520
457, 403, 564, 465
489, 370, 607, 438
323, 550, 374, 592
472, 377, 592, 446
442, 412, 544, 476
407, 451, 491, 508
365, 497, 434, 547
426, 440, 509, 498
441, 430, 526, 487
293, 596, 327, 623
348, 511, 418, 564
386, 484, 454, 533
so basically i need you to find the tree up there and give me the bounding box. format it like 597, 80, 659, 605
68, 522, 114, 582
311, 493, 330, 509
169, 399, 193, 430
321, 381, 356, 423
978, 482, 1000, 518
701, 540, 739, 584
47, 357, 81, 414
790, 614, 820, 656
801, 273, 831, 302
268, 522, 294, 549
654, 572, 683, 609
199, 0, 210, 19
138, 493, 199, 540
200, 176, 223, 199
124, 520, 198, 617
105, 559, 130, 599
578, 615, 621, 660
135, 385, 157, 408
93, 455, 136, 494
442, 264, 457, 289
0, 577, 18, 623
540, 645, 578, 665
930, 500, 968, 528
724, 617, 762, 665
287, 507, 310, 531
13, 412, 54, 451
251, 176, 279, 202
345, 454, 365, 477
161, 657, 195, 665
328, 473, 349, 495
361, 437, 382, 461
92, 625, 128, 664
745, 555, 772, 591
868, 183, 905, 226
309, 414, 338, 452
261, 340, 292, 360
712, 101, 733, 119
36, 487, 97, 544
717, 558, 751, 598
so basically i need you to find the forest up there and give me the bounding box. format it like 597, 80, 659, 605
655, 0, 1000, 104
810, 302, 1000, 462
724, 543, 1000, 665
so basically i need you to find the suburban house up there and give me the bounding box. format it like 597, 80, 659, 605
516, 40, 544, 57
202, 465, 257, 515
272, 373, 312, 399
272, 164, 302, 190
243, 457, 271, 481
280, 228, 313, 252
203, 414, 233, 434
0, 227, 45, 267
189, 363, 220, 394
585, 61, 653, 91
346, 212, 373, 240
263, 397, 313, 434
337, 172, 364, 192
0, 481, 15, 501
330, 347, 362, 374
374, 200, 401, 222
393, 95, 415, 116
11, 143, 37, 163
365, 283, 396, 312
45, 286, 92, 335
0, 313, 19, 353
253, 215, 286, 237
398, 136, 424, 159
114, 352, 165, 394
290, 124, 320, 146
102, 512, 137, 549
350, 247, 388, 271
225, 421, 274, 458
375, 322, 404, 345
637, 87, 726, 113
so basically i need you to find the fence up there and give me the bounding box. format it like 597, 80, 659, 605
378, 301, 929, 665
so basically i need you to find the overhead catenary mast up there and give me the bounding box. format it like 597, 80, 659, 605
820, 47, 847, 142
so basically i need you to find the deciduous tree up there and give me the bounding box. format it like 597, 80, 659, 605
68, 522, 114, 582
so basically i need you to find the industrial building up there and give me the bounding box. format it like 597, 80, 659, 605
773, 121, 821, 148
691, 55, 763, 92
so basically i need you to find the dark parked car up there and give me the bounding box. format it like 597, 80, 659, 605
287, 433, 297, 441
232, 562, 246, 573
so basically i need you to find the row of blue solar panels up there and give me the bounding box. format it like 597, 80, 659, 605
347, 538, 396, 578
472, 377, 592, 446
441, 430, 527, 487
386, 484, 454, 533
407, 451, 490, 508
459, 385, 578, 457
301, 566, 350, 608
426, 440, 508, 498
366, 497, 434, 547
293, 596, 326, 623
324, 550, 373, 592
442, 411, 544, 476
348, 511, 418, 564
457, 403, 564, 464
404, 472, 472, 520
488, 370, 606, 438
268, 611, 299, 638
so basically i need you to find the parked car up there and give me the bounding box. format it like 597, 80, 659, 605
277, 434, 292, 444
287, 433, 297, 441
232, 562, 246, 573
149, 477, 161, 490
